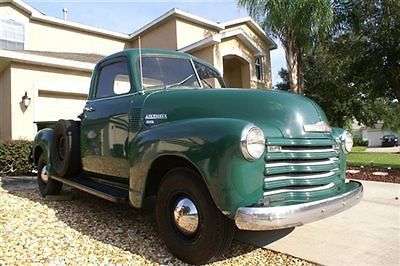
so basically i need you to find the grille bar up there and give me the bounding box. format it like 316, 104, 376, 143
281, 147, 335, 153
264, 171, 336, 182
263, 171, 339, 190
266, 138, 336, 147
263, 182, 335, 197
265, 158, 338, 168
265, 150, 338, 161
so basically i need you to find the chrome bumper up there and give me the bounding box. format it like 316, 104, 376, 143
235, 181, 363, 230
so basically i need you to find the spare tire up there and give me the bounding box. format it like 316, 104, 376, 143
51, 119, 81, 177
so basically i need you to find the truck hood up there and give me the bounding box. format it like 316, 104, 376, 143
141, 88, 330, 139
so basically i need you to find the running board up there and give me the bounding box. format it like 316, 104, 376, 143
50, 175, 128, 203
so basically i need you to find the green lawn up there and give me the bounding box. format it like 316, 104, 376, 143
351, 146, 367, 152
347, 149, 400, 169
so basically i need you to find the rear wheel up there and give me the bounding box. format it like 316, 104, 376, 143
37, 154, 62, 197
155, 168, 234, 264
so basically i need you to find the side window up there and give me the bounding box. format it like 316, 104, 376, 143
193, 62, 225, 88
255, 57, 264, 81
0, 19, 25, 50
96, 60, 131, 98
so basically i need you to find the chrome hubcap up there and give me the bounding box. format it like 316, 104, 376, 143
41, 165, 49, 183
173, 197, 199, 235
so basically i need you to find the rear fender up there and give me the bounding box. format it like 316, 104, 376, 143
32, 128, 54, 173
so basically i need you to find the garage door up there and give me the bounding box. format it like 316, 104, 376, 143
34, 81, 89, 122
366, 130, 382, 147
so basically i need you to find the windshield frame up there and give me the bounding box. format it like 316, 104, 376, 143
135, 54, 224, 91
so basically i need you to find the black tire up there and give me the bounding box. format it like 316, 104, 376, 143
156, 168, 234, 264
51, 119, 81, 177
37, 154, 62, 197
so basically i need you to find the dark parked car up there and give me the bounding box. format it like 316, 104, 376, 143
382, 135, 399, 147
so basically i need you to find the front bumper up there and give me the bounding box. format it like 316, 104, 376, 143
235, 180, 363, 230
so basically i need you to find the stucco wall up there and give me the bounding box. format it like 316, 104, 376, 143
0, 66, 12, 141
0, 3, 30, 23
0, 3, 127, 55
28, 21, 126, 55
221, 24, 273, 89
10, 62, 92, 140
190, 45, 215, 65
176, 19, 217, 50
219, 37, 271, 89
130, 19, 178, 50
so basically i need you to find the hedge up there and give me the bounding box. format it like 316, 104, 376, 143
0, 140, 35, 176
353, 137, 369, 147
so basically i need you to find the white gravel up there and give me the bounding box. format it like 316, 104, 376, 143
0, 179, 314, 265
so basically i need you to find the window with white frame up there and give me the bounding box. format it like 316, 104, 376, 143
0, 19, 25, 50
255, 57, 264, 81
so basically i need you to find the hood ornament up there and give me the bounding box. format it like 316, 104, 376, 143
303, 121, 332, 133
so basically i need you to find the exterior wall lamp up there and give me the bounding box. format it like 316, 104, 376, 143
22, 91, 31, 108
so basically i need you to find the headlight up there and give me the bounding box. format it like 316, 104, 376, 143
241, 124, 265, 161
341, 130, 353, 154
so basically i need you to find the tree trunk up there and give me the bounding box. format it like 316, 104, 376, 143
282, 33, 303, 94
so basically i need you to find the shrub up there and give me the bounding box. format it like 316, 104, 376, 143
353, 137, 369, 147
0, 140, 35, 176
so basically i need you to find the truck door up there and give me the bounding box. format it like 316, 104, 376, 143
80, 58, 133, 181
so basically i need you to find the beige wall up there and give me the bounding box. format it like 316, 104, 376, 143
190, 45, 215, 65
176, 19, 217, 49
0, 66, 12, 140
218, 37, 271, 89
224, 24, 273, 88
28, 21, 127, 55
0, 3, 30, 23
9, 62, 92, 140
130, 19, 177, 50
0, 3, 127, 55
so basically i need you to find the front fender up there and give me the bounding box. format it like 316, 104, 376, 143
129, 118, 274, 217
32, 128, 54, 170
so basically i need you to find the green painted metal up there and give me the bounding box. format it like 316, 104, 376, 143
33, 128, 53, 163
263, 171, 342, 190
32, 49, 356, 220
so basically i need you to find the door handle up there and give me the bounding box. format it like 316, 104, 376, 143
83, 107, 95, 112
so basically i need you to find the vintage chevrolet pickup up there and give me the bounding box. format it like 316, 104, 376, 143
31, 49, 363, 264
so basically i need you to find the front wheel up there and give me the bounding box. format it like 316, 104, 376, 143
37, 154, 63, 197
156, 168, 234, 264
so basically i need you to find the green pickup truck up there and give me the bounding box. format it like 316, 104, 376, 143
31, 49, 363, 264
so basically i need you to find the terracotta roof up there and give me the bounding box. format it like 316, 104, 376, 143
8, 50, 104, 63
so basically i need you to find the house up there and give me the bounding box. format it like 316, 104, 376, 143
0, 0, 277, 141
352, 121, 399, 147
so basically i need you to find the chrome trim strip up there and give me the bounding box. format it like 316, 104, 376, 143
235, 181, 363, 230
280, 148, 336, 153
265, 158, 338, 168
263, 182, 335, 196
264, 171, 336, 182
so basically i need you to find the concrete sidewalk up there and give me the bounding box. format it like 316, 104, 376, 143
365, 146, 399, 153
236, 180, 400, 266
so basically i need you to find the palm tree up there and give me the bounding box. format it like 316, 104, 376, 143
238, 0, 332, 94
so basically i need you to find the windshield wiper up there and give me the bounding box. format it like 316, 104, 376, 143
164, 74, 193, 89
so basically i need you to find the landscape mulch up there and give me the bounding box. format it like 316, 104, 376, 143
347, 166, 400, 184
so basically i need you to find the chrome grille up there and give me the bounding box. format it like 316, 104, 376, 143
263, 138, 341, 205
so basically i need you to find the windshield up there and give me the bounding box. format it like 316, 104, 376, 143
138, 56, 225, 90
140, 56, 200, 89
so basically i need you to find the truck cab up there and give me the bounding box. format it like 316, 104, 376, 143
32, 49, 363, 264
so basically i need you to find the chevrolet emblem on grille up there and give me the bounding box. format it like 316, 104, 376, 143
303, 121, 332, 132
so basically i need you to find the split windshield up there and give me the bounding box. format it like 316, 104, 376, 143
139, 56, 225, 90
